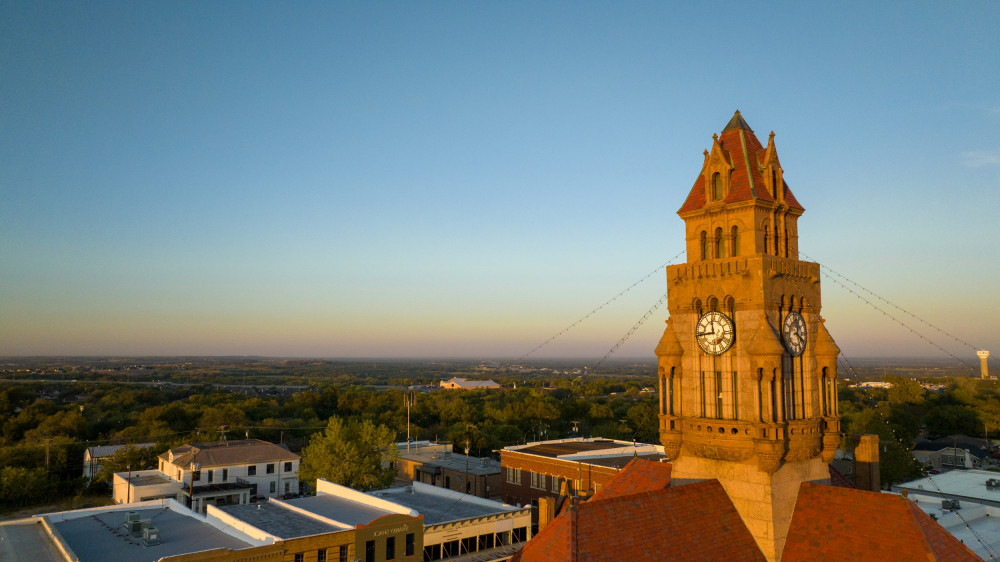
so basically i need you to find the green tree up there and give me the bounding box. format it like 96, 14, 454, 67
299, 416, 398, 491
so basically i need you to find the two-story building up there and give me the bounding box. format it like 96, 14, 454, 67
113, 439, 300, 513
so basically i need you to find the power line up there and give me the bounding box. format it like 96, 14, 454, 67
594, 293, 668, 369
516, 251, 683, 362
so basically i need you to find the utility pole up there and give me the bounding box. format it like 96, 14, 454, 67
465, 423, 477, 496
45, 438, 51, 470
189, 461, 200, 512
405, 391, 415, 453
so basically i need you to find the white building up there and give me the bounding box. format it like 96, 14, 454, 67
82, 442, 154, 483
892, 470, 1000, 559
439, 377, 500, 390
114, 439, 300, 514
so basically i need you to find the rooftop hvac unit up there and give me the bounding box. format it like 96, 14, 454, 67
987, 479, 1000, 488
125, 511, 140, 523
125, 520, 143, 536
142, 527, 160, 546
941, 499, 961, 510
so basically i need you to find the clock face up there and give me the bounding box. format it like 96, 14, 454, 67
695, 311, 735, 355
782, 312, 807, 357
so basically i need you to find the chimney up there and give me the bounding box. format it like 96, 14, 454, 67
978, 350, 991, 380
537, 496, 556, 530
854, 434, 881, 492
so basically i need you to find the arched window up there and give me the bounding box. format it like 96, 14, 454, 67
708, 297, 719, 312
771, 169, 778, 199
712, 172, 722, 201
731, 226, 740, 257
774, 224, 780, 256
784, 228, 789, 257
725, 296, 735, 317
762, 221, 770, 254
714, 227, 724, 259
694, 299, 703, 317
700, 231, 707, 260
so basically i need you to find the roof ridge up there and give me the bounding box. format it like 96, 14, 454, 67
902, 497, 938, 557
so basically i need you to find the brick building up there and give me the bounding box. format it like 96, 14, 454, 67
396, 441, 502, 499
499, 437, 665, 522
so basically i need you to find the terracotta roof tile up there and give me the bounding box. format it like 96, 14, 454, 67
783, 483, 980, 561
590, 457, 671, 501
516, 460, 764, 561
678, 112, 804, 215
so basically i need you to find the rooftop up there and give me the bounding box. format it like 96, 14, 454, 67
50, 502, 256, 562
216, 500, 344, 539
503, 437, 665, 463
372, 483, 521, 525
283, 494, 396, 527
161, 439, 298, 469
398, 448, 501, 475
893, 469, 1000, 507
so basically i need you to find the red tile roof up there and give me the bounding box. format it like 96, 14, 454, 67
679, 112, 804, 215
783, 483, 980, 561
590, 457, 671, 501
514, 460, 764, 562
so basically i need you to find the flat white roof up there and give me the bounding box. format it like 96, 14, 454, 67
893, 469, 1000, 506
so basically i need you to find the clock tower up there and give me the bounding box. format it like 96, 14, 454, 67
656, 112, 840, 561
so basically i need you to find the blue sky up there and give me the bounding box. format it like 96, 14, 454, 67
2, 2, 998, 363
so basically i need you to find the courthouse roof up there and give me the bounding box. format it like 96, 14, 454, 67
678, 111, 803, 215
782, 483, 980, 561
513, 460, 764, 562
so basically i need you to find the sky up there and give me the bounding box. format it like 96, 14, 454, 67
1, 2, 998, 363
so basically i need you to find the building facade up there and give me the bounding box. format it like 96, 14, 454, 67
114, 439, 300, 513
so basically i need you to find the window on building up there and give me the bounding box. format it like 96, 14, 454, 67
712, 172, 722, 200
294, 553, 303, 562
222, 468, 228, 482
284, 461, 292, 472
266, 463, 275, 474
715, 371, 723, 419
530, 472, 540, 489
192, 468, 201, 482
700, 231, 707, 260
506, 467, 520, 484
771, 169, 778, 199
551, 476, 560, 493
731, 226, 740, 257
386, 536, 395, 560
479, 533, 495, 551
339, 545, 348, 562
207, 470, 213, 483
318, 549, 327, 562
405, 533, 415, 556
715, 227, 724, 259
248, 465, 256, 476
270, 481, 276, 493
445, 476, 451, 489
365, 540, 375, 562
496, 532, 509, 546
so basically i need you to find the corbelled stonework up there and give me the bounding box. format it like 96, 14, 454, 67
656, 112, 840, 561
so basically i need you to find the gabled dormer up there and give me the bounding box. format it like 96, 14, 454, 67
703, 133, 735, 205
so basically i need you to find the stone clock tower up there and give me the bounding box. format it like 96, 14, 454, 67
656, 112, 840, 561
